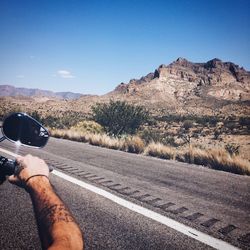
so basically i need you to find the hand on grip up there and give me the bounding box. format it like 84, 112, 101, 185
9, 154, 50, 188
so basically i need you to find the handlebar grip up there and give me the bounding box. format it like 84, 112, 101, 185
0, 156, 16, 176
0, 156, 53, 176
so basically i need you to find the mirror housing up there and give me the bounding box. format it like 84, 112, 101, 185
1, 112, 49, 148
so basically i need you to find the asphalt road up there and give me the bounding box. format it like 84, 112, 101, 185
0, 136, 250, 249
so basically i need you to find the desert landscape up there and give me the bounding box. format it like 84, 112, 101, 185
1, 58, 250, 174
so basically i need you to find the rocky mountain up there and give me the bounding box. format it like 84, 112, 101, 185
107, 58, 250, 115
0, 85, 83, 100
0, 58, 249, 116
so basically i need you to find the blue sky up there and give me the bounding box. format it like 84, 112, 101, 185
0, 0, 249, 95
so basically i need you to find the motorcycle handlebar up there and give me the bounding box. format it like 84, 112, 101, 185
0, 156, 53, 176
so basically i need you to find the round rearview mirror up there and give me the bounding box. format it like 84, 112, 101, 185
1, 112, 49, 148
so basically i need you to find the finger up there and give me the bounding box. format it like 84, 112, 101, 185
8, 175, 18, 184
15, 156, 24, 165
8, 175, 24, 188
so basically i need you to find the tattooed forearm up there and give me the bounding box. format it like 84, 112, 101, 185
28, 177, 83, 249
38, 204, 75, 229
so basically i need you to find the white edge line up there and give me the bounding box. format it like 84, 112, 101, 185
52, 170, 239, 250
0, 147, 239, 250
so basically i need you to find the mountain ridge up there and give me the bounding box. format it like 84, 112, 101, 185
0, 85, 84, 100
1, 57, 249, 116
111, 57, 250, 102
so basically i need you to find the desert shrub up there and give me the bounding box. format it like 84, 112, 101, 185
140, 129, 162, 144
91, 100, 149, 136
225, 144, 240, 156
41, 112, 85, 129
224, 121, 237, 131
162, 136, 178, 147
194, 116, 210, 126
227, 115, 236, 121
0, 105, 23, 120
207, 116, 219, 127
213, 129, 222, 140
42, 116, 62, 128
157, 114, 183, 123
239, 117, 250, 127
28, 111, 42, 123
71, 120, 103, 134
157, 114, 221, 127
182, 120, 193, 130
140, 129, 178, 147
178, 126, 192, 145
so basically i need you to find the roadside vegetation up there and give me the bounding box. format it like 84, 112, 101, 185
1, 100, 250, 175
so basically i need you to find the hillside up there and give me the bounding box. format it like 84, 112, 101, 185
107, 58, 250, 115
0, 58, 249, 117
0, 85, 83, 100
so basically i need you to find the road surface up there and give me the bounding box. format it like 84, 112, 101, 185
0, 136, 249, 249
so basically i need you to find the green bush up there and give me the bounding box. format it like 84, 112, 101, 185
28, 111, 42, 123
91, 100, 150, 136
140, 129, 162, 144
239, 117, 250, 127
182, 120, 193, 130
157, 114, 221, 127
41, 112, 85, 129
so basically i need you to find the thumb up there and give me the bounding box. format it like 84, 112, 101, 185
8, 175, 23, 187
8, 175, 18, 184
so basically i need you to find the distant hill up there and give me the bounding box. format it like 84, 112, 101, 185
0, 58, 249, 116
0, 85, 83, 100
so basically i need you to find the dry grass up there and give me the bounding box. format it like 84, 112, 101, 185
145, 142, 176, 160
50, 129, 250, 176
51, 129, 88, 142
50, 129, 144, 153
141, 142, 250, 175
88, 133, 122, 150
124, 136, 145, 154
197, 148, 250, 175
176, 146, 250, 175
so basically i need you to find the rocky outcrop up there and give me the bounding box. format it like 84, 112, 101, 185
112, 58, 250, 102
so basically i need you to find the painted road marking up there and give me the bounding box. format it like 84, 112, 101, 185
0, 147, 239, 250
52, 170, 238, 250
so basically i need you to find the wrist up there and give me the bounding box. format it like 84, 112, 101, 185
25, 175, 50, 192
